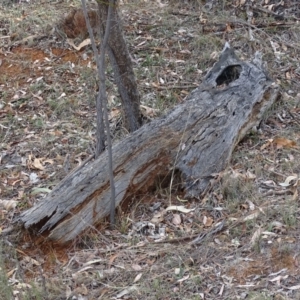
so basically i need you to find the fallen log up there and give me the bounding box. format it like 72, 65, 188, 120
18, 44, 279, 243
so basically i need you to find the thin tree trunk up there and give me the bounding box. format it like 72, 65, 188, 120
97, 1, 142, 132
97, 0, 116, 226
81, 0, 106, 155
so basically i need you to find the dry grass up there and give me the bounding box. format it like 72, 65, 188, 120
0, 0, 300, 299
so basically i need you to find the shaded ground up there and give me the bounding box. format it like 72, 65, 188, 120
0, 0, 300, 299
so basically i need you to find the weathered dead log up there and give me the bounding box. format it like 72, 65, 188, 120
18, 45, 279, 243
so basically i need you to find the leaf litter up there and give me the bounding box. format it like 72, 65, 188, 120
0, 0, 300, 299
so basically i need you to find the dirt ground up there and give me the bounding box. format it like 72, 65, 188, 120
0, 0, 300, 299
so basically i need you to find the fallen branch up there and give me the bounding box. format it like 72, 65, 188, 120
17, 45, 280, 243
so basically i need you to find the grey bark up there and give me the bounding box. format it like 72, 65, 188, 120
97, 0, 116, 225
17, 46, 279, 243
97, 1, 142, 132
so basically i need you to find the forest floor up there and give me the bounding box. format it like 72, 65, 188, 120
0, 0, 300, 299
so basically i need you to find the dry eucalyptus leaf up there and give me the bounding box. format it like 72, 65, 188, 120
279, 175, 298, 187
0, 200, 18, 210
133, 273, 143, 283
166, 205, 195, 213
172, 213, 181, 225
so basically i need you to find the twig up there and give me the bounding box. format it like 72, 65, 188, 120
153, 220, 226, 245
252, 4, 300, 21
142, 84, 197, 90
190, 220, 226, 245
81, 0, 105, 155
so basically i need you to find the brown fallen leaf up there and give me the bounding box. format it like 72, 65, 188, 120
33, 158, 44, 170
140, 105, 159, 118
273, 137, 297, 149
203, 215, 213, 227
